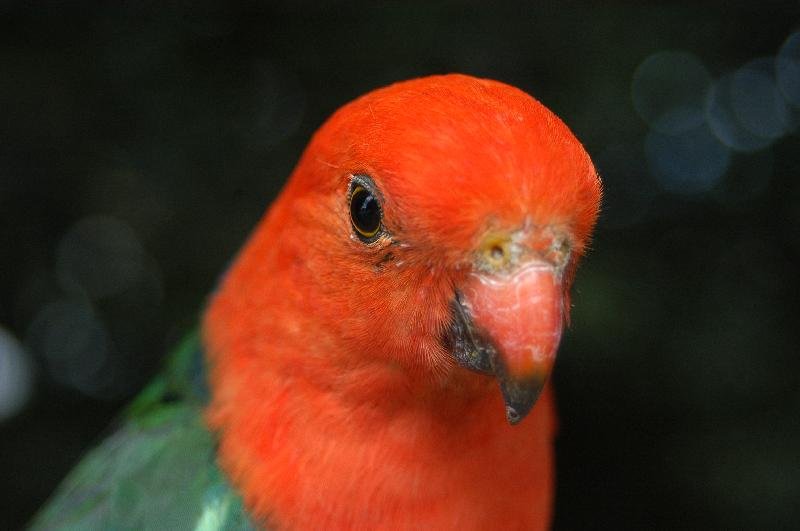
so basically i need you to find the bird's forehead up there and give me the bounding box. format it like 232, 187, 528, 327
303, 75, 600, 248
354, 88, 596, 244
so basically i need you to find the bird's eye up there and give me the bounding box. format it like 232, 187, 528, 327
349, 183, 382, 241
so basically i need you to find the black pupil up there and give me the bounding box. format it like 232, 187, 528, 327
351, 187, 380, 236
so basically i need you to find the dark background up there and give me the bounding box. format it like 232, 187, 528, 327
2, 2, 799, 529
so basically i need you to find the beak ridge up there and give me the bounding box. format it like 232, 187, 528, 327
451, 262, 564, 424
493, 359, 547, 425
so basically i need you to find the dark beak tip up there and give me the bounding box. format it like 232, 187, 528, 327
505, 405, 523, 425
499, 373, 546, 426
503, 398, 536, 425
444, 291, 551, 426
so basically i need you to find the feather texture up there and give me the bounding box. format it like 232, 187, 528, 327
205, 74, 600, 529
30, 334, 255, 531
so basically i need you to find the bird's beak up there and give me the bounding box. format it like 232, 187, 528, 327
448, 250, 565, 425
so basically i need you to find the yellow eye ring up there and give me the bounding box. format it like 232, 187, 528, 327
349, 184, 382, 240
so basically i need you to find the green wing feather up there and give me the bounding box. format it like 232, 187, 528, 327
29, 332, 256, 531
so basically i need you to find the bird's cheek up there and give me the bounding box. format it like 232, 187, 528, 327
461, 263, 564, 424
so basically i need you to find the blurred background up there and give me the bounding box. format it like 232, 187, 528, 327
1, 2, 799, 529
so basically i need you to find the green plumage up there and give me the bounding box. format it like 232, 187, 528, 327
30, 333, 256, 530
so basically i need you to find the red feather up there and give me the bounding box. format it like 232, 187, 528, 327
204, 74, 600, 529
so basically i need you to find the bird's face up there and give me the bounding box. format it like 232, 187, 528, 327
272, 75, 601, 423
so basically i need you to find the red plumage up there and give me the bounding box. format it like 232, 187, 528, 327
204, 74, 601, 529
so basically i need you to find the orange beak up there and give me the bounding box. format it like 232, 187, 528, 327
458, 262, 564, 424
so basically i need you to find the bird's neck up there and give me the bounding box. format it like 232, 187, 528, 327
204, 319, 555, 530
203, 218, 555, 529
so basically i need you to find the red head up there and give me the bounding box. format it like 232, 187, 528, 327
205, 74, 601, 529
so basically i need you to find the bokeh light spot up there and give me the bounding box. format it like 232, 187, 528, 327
776, 31, 800, 107
245, 65, 307, 150
55, 216, 146, 300
632, 50, 712, 134
707, 73, 774, 152
730, 58, 793, 140
0, 326, 34, 422
645, 124, 730, 195
25, 299, 116, 398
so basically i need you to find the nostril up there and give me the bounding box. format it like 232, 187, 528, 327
477, 233, 514, 271
490, 245, 505, 260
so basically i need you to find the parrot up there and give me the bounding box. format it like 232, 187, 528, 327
31, 74, 601, 530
